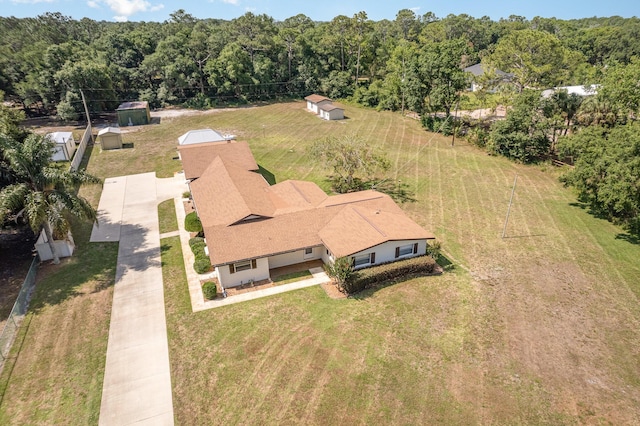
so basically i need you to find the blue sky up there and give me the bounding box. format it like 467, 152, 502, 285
0, 0, 637, 23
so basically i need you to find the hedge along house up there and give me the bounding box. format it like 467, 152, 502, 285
304, 94, 332, 114
181, 138, 436, 289
46, 131, 76, 161
116, 101, 151, 126
98, 127, 123, 150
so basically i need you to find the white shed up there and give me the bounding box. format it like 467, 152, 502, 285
98, 127, 123, 150
35, 229, 75, 261
178, 129, 235, 145
319, 104, 344, 121
47, 132, 76, 161
304, 94, 332, 114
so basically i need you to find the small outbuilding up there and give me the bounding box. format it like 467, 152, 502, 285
178, 128, 235, 146
116, 101, 151, 127
35, 229, 75, 261
47, 131, 76, 161
305, 94, 332, 114
319, 104, 344, 121
98, 127, 123, 150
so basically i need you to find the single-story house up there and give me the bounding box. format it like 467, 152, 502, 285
177, 140, 258, 180
305, 94, 332, 114
182, 140, 436, 289
541, 85, 599, 98
98, 127, 123, 150
463, 63, 513, 92
47, 131, 76, 161
178, 128, 235, 146
116, 101, 151, 127
319, 104, 344, 121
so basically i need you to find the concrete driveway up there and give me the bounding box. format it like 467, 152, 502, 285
92, 172, 187, 426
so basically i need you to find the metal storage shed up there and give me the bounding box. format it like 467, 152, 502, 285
47, 131, 76, 161
116, 101, 151, 126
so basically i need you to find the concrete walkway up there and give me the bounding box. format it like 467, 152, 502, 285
93, 172, 187, 426
172, 197, 331, 312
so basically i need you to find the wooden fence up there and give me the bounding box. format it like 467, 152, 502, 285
69, 123, 92, 171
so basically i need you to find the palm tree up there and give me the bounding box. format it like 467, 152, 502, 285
0, 133, 100, 264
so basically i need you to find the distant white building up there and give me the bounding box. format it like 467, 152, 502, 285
178, 129, 235, 145
47, 132, 76, 161
541, 85, 600, 98
319, 104, 344, 121
304, 94, 332, 114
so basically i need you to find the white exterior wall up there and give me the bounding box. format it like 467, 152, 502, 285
216, 257, 270, 288
51, 138, 76, 161
321, 247, 334, 265
306, 100, 314, 111
268, 247, 322, 269
350, 239, 427, 269
35, 229, 75, 260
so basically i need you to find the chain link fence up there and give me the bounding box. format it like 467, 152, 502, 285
0, 255, 39, 373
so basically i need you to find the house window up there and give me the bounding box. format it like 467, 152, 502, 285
305, 248, 313, 255
230, 259, 257, 274
352, 253, 373, 267
396, 243, 418, 258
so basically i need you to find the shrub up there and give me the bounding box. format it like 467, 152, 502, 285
326, 257, 356, 293
426, 240, 442, 260
202, 281, 217, 300
182, 191, 191, 199
184, 212, 202, 233
194, 257, 211, 274
345, 255, 437, 295
189, 236, 204, 248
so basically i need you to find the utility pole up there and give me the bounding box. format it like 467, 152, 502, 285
79, 89, 93, 141
502, 174, 518, 238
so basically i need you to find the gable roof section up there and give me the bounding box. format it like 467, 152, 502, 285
319, 204, 435, 258
179, 141, 258, 180
269, 180, 329, 214
46, 131, 73, 144
190, 157, 277, 227
464, 63, 510, 77
319, 104, 343, 112
98, 127, 121, 136
117, 101, 148, 111
305, 94, 331, 103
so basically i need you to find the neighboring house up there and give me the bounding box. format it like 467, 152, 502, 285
463, 63, 512, 92
182, 140, 435, 289
47, 131, 76, 161
319, 104, 345, 121
541, 85, 599, 98
116, 101, 151, 126
98, 127, 123, 150
305, 94, 332, 114
178, 128, 235, 145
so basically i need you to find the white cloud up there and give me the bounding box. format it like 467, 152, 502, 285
87, 0, 100, 8
113, 15, 129, 22
104, 0, 151, 16
223, 0, 239, 4
150, 3, 164, 12
10, 0, 56, 4
410, 7, 421, 13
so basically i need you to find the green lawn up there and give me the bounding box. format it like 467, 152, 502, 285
1, 101, 640, 424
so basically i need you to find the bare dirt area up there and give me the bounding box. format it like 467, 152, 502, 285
0, 227, 38, 329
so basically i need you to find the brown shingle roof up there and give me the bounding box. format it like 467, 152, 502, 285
190, 157, 278, 227
304, 94, 332, 103
319, 204, 435, 258
205, 189, 433, 265
269, 180, 329, 214
179, 141, 258, 180
319, 104, 343, 112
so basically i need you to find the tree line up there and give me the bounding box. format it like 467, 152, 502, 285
1, 10, 640, 117
1, 9, 639, 234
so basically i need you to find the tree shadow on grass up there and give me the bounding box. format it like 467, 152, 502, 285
616, 233, 640, 245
